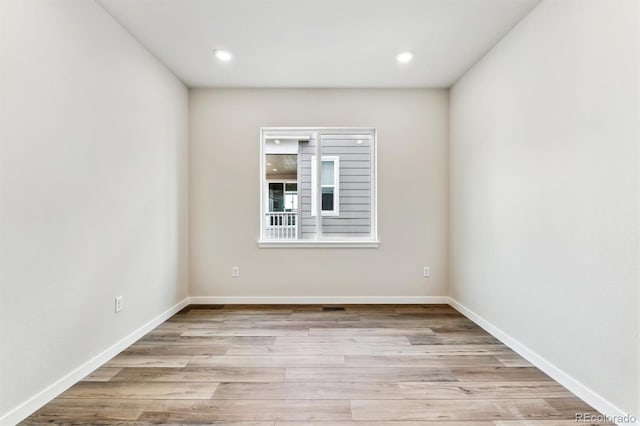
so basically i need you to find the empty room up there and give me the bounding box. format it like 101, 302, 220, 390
0, 0, 638, 424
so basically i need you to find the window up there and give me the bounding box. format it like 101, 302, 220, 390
268, 182, 297, 212
259, 127, 378, 247
311, 156, 339, 216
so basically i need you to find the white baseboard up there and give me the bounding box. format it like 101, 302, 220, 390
448, 297, 638, 426
0, 297, 190, 426
188, 296, 450, 305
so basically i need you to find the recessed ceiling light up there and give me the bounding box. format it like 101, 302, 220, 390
267, 162, 272, 166
274, 140, 280, 144
356, 140, 363, 144
396, 51, 414, 63
273, 168, 278, 172
213, 49, 232, 62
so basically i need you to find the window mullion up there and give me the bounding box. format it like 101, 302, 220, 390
314, 133, 322, 240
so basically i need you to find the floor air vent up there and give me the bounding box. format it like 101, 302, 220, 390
322, 306, 345, 311
190, 304, 225, 310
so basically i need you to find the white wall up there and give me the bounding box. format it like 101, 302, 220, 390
450, 0, 639, 417
0, 0, 189, 420
190, 89, 448, 300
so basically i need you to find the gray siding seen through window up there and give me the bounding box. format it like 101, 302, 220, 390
299, 134, 373, 239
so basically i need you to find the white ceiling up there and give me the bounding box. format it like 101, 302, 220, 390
98, 0, 541, 88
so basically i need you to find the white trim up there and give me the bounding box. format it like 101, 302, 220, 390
371, 129, 378, 241
448, 297, 638, 426
0, 297, 190, 426
259, 128, 265, 240
314, 131, 322, 239
258, 240, 380, 248
263, 133, 311, 140
311, 155, 340, 217
261, 127, 375, 134
190, 296, 449, 305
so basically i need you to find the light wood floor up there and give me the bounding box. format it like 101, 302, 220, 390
23, 304, 609, 425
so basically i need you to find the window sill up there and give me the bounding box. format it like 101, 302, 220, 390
258, 240, 380, 248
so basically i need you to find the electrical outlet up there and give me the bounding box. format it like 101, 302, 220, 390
423, 266, 431, 278
232, 266, 240, 278
115, 296, 124, 313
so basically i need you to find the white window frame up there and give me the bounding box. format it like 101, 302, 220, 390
310, 156, 339, 217
259, 127, 379, 248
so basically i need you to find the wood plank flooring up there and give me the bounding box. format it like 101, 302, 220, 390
22, 304, 610, 425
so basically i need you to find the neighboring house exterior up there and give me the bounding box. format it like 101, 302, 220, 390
298, 136, 372, 239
